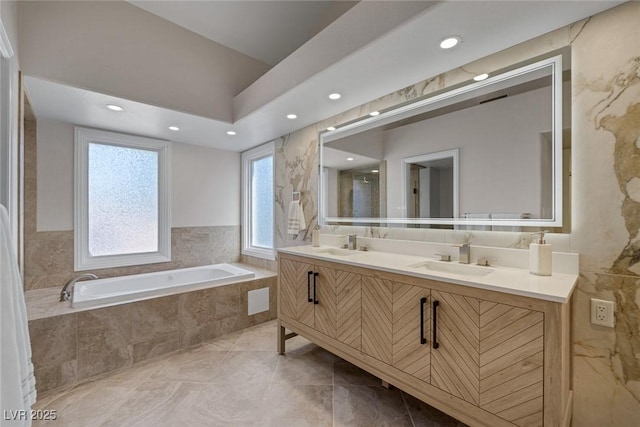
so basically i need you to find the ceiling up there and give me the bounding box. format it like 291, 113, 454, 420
24, 1, 624, 152
127, 1, 358, 66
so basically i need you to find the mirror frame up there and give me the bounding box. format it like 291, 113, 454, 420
319, 54, 564, 228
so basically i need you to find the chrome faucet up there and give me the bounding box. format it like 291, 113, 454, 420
347, 234, 357, 250
455, 242, 471, 264
60, 273, 98, 302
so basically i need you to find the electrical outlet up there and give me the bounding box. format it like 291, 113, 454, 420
590, 298, 615, 328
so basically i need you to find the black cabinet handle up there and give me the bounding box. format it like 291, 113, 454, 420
420, 297, 427, 345
432, 300, 440, 349
313, 272, 319, 304
307, 271, 313, 302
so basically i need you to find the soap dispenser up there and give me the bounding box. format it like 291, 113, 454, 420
529, 230, 551, 276
312, 226, 320, 247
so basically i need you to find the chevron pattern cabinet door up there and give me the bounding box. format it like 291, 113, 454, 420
336, 270, 362, 351
362, 275, 393, 365
430, 290, 480, 406
279, 257, 314, 327
314, 265, 337, 338
480, 301, 544, 427
393, 282, 430, 383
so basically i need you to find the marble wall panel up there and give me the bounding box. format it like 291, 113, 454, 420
272, 3, 640, 424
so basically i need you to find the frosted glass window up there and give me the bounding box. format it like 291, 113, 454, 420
241, 142, 274, 260
250, 155, 273, 249
75, 127, 170, 271
88, 143, 158, 256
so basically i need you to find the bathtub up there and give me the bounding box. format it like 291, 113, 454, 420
72, 263, 255, 308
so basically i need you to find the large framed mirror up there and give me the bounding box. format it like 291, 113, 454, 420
319, 52, 570, 232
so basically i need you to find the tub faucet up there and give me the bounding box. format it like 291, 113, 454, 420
60, 273, 98, 302
454, 242, 471, 264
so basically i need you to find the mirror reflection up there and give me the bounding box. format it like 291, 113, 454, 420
320, 53, 570, 232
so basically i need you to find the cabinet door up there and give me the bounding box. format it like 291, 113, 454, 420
336, 269, 362, 351
479, 301, 544, 427
314, 265, 337, 338
431, 290, 481, 406
279, 257, 314, 327
393, 282, 431, 383
362, 275, 393, 365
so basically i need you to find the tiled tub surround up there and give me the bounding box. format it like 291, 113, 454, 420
23, 226, 241, 291
273, 4, 640, 424
26, 265, 276, 396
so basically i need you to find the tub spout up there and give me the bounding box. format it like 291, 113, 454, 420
60, 273, 98, 302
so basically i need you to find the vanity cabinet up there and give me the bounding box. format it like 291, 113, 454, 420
279, 256, 362, 350
278, 252, 570, 427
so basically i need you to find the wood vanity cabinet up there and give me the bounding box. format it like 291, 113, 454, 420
279, 256, 362, 350
278, 253, 571, 427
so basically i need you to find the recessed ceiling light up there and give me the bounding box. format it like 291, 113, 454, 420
168, 126, 180, 131
473, 73, 489, 81
371, 169, 379, 173
439, 36, 461, 49
105, 104, 124, 111
347, 157, 354, 161
287, 114, 297, 119
226, 130, 236, 136
327, 126, 336, 131
328, 93, 341, 100
369, 111, 380, 117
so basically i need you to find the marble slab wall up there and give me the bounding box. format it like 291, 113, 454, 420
273, 3, 639, 425
28, 275, 276, 396
22, 102, 241, 291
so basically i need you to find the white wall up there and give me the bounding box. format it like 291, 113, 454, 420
35, 120, 240, 231
171, 142, 240, 227
384, 86, 554, 218
18, 1, 270, 122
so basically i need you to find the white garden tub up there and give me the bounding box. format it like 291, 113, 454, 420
72, 263, 255, 308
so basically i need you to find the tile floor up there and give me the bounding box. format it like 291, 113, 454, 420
32, 321, 468, 427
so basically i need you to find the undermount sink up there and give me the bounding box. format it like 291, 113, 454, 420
408, 260, 495, 277
313, 248, 357, 257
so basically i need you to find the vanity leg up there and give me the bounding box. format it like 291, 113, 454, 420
277, 320, 286, 355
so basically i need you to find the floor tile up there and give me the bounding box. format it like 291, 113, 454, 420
148, 346, 227, 382
334, 385, 413, 427
272, 344, 334, 386
209, 350, 278, 385
32, 380, 135, 427
100, 381, 203, 427
261, 383, 333, 427
188, 381, 270, 426
333, 358, 381, 386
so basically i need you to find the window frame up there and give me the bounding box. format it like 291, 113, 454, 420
74, 127, 171, 271
241, 142, 275, 261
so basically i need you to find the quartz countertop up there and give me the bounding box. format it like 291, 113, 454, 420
278, 245, 577, 303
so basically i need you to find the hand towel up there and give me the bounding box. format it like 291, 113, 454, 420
1, 204, 36, 426
287, 201, 306, 235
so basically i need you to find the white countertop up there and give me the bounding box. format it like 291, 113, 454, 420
278, 245, 577, 303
